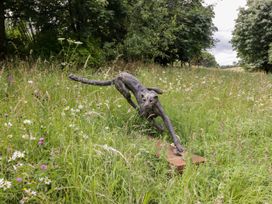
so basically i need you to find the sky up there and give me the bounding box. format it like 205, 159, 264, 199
204, 0, 247, 65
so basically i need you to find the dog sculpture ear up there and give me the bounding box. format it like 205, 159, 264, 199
147, 87, 163, 94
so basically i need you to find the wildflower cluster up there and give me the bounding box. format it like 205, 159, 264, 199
23, 119, 32, 125
22, 134, 36, 140
38, 177, 52, 185
4, 121, 12, 128
0, 178, 12, 190
20, 189, 37, 204
38, 137, 45, 145
8, 151, 25, 162
58, 37, 83, 45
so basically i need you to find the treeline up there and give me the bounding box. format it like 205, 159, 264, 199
0, 0, 217, 67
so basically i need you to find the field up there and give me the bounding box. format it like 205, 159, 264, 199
0, 62, 272, 203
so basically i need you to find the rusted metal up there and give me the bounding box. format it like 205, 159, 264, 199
151, 137, 206, 171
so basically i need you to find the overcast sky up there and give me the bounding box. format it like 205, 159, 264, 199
204, 0, 247, 65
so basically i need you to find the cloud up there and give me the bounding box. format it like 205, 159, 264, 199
210, 48, 238, 66
208, 31, 238, 65
204, 0, 246, 65
213, 31, 233, 52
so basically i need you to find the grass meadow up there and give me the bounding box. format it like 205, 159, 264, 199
0, 62, 272, 203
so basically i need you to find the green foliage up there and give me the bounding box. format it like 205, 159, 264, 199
192, 51, 219, 67
1, 0, 216, 66
0, 62, 271, 202
232, 0, 272, 72
169, 1, 216, 64
118, 0, 216, 64
58, 37, 105, 68
31, 31, 61, 57
3, 0, 127, 67
5, 22, 33, 56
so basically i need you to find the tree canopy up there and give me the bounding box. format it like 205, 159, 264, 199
0, 0, 217, 67
232, 0, 272, 72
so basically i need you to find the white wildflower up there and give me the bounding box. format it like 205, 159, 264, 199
22, 134, 36, 140
13, 162, 24, 170
19, 197, 29, 204
82, 134, 89, 140
28, 80, 33, 84
39, 177, 52, 185
78, 104, 84, 110
64, 106, 70, 111
23, 119, 32, 125
0, 178, 12, 190
61, 62, 67, 66
9, 151, 25, 162
57, 37, 65, 42
74, 41, 83, 45
24, 188, 37, 196
94, 144, 128, 164
4, 122, 12, 127
70, 108, 79, 116
30, 135, 36, 140
5, 181, 11, 189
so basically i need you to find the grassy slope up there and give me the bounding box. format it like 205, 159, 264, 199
0, 63, 272, 203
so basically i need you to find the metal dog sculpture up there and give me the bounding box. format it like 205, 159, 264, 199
69, 72, 184, 154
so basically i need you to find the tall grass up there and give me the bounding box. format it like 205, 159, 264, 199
0, 62, 271, 203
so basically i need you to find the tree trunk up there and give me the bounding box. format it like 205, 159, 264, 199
0, 0, 6, 59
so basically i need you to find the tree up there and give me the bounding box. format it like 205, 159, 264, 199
119, 0, 216, 65
232, 0, 272, 72
166, 0, 216, 64
0, 0, 6, 59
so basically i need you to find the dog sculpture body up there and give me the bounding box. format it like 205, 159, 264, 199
69, 72, 184, 154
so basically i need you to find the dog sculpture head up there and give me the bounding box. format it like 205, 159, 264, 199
140, 90, 159, 110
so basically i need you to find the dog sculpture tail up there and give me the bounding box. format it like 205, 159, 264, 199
69, 74, 114, 86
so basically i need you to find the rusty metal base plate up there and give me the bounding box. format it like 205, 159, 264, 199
152, 138, 206, 171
